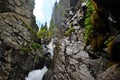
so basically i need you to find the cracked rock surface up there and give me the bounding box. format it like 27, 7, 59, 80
0, 0, 44, 79
52, 29, 95, 80
48, 0, 120, 80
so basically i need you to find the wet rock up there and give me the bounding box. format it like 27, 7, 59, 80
43, 69, 54, 80
73, 25, 80, 30
97, 64, 120, 80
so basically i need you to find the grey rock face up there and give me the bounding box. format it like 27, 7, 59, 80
49, 0, 95, 79
48, 0, 120, 80
97, 64, 120, 80
0, 0, 38, 30
0, 0, 44, 80
52, 30, 94, 80
0, 0, 34, 18
0, 13, 32, 49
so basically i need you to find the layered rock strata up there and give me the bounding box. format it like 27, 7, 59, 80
0, 0, 44, 79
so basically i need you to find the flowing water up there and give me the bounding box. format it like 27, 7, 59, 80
47, 39, 55, 59
25, 39, 54, 80
25, 66, 48, 80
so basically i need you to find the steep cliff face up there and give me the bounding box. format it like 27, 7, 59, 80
51, 0, 70, 31
0, 0, 44, 80
51, 0, 79, 33
51, 1, 96, 79
0, 0, 38, 30
49, 0, 120, 80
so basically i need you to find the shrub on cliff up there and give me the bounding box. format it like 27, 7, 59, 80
37, 22, 56, 41
84, 0, 107, 51
84, 0, 94, 47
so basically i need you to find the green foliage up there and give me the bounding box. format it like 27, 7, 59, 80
31, 43, 42, 49
64, 27, 75, 36
37, 22, 53, 40
19, 17, 37, 35
19, 47, 31, 52
58, 4, 63, 9
82, 0, 85, 2
86, 0, 95, 16
37, 20, 58, 40
104, 36, 113, 45
84, 25, 92, 43
84, 0, 110, 51
37, 28, 48, 39
84, 0, 116, 53
84, 17, 91, 26
19, 43, 42, 52
84, 0, 95, 45
17, 15, 43, 53
41, 22, 47, 30
104, 36, 114, 54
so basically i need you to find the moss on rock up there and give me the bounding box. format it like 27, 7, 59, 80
64, 27, 75, 36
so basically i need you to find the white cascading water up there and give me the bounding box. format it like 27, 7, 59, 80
47, 39, 55, 59
25, 66, 48, 80
25, 39, 54, 80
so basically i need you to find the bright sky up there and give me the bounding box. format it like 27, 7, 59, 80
33, 0, 59, 27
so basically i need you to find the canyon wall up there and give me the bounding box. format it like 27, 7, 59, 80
49, 0, 120, 80
0, 0, 45, 79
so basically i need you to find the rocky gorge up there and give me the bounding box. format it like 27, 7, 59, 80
47, 0, 120, 80
0, 0, 45, 79
0, 0, 120, 80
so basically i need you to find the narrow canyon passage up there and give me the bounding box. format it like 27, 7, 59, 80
0, 0, 120, 80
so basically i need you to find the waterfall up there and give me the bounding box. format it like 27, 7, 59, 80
25, 66, 48, 80
47, 39, 55, 59
25, 39, 54, 80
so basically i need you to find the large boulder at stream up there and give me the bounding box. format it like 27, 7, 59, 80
0, 0, 45, 79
